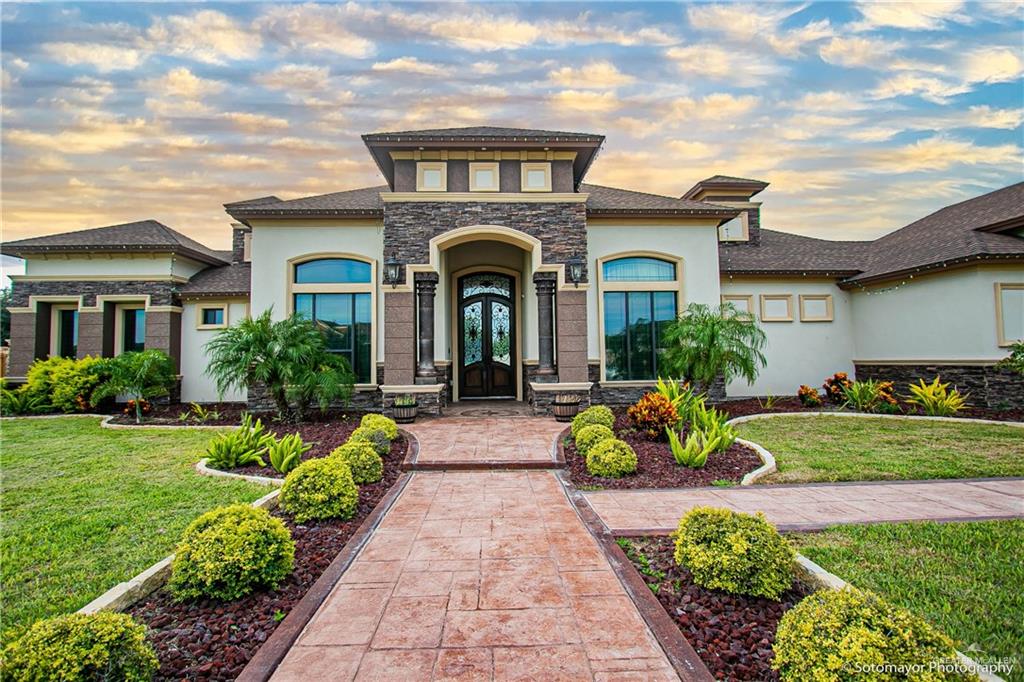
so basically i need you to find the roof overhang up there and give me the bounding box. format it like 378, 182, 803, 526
0, 244, 227, 266
682, 178, 769, 201
361, 131, 604, 191
839, 253, 1024, 288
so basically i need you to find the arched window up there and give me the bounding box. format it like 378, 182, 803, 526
599, 255, 681, 382
291, 257, 375, 384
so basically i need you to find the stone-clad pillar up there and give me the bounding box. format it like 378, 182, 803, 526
6, 311, 41, 378
76, 311, 105, 359
533, 273, 557, 377
383, 291, 415, 386
144, 310, 183, 372
555, 287, 589, 383
415, 273, 438, 380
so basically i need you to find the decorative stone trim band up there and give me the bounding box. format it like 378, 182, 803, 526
727, 411, 1024, 429
528, 381, 593, 392
77, 489, 279, 615
795, 554, 1001, 682
195, 459, 284, 486
379, 383, 445, 394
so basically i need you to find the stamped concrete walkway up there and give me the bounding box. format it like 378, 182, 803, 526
272, 469, 678, 681
586, 478, 1024, 533
404, 417, 566, 468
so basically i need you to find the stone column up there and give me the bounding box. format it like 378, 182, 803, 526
144, 310, 182, 372
556, 287, 589, 383
76, 311, 105, 359
533, 273, 557, 377
415, 273, 438, 380
6, 311, 40, 378
383, 291, 415, 386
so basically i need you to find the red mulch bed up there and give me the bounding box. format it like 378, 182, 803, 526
563, 412, 763, 490
128, 442, 404, 681
717, 397, 1024, 423
620, 535, 813, 681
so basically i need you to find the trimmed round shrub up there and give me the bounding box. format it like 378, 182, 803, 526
773, 587, 966, 681
673, 506, 794, 600
281, 457, 360, 523
575, 424, 615, 457
585, 438, 637, 478
331, 441, 384, 484
360, 413, 398, 441
1, 612, 157, 682
571, 404, 615, 438
169, 504, 295, 601
349, 426, 390, 456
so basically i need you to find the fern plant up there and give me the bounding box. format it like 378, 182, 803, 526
905, 376, 968, 416
1, 386, 50, 415
267, 433, 312, 475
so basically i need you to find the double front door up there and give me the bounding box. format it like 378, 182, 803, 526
457, 272, 515, 398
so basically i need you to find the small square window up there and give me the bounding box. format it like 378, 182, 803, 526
521, 162, 551, 192
197, 304, 228, 329
416, 162, 447, 191
469, 162, 499, 191
202, 308, 224, 325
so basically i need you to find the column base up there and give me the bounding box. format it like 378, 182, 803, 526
527, 381, 593, 416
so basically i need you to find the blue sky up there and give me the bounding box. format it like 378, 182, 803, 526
1, 0, 1021, 271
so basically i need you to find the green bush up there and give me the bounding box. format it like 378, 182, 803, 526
1, 612, 157, 682
575, 424, 615, 457
673, 506, 794, 600
169, 504, 294, 601
331, 441, 383, 484
571, 404, 615, 438
348, 426, 390, 456
585, 438, 637, 478
22, 357, 66, 402
280, 457, 360, 522
906, 376, 969, 417
50, 356, 107, 412
360, 413, 398, 440
0, 386, 49, 415
773, 587, 971, 681
267, 432, 311, 475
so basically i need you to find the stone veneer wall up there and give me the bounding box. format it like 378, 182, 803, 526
587, 364, 727, 405
855, 363, 1024, 410
382, 202, 588, 285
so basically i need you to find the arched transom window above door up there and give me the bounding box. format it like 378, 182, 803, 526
598, 254, 683, 382
290, 256, 375, 384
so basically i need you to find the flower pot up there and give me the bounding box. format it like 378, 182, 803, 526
551, 400, 581, 422
393, 403, 418, 424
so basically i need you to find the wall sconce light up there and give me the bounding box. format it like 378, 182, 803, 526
567, 256, 584, 287
383, 256, 403, 288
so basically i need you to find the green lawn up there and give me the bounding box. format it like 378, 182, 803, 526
736, 415, 1024, 484
0, 417, 271, 643
793, 521, 1024, 680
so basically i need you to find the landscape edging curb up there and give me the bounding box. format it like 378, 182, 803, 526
76, 489, 280, 615
794, 554, 1002, 682
195, 458, 284, 486
727, 411, 1024, 428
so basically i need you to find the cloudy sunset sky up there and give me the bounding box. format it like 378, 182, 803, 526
1, 1, 1022, 263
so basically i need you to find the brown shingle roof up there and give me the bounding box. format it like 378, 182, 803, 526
846, 182, 1024, 283
1, 220, 227, 265
682, 175, 769, 200
362, 126, 603, 143
181, 262, 251, 297
226, 183, 739, 220
719, 229, 872, 276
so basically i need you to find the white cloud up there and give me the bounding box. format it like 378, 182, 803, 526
548, 60, 634, 88
865, 136, 1020, 172
472, 61, 498, 75
666, 140, 715, 158
959, 46, 1023, 84
41, 42, 144, 72
371, 57, 445, 76
5, 113, 153, 153
872, 73, 968, 103
205, 154, 271, 170
672, 93, 761, 120
964, 105, 1024, 129
221, 112, 289, 132
256, 64, 331, 91
665, 44, 783, 86
852, 0, 968, 30
819, 36, 899, 68
255, 4, 376, 58
549, 90, 622, 113
147, 10, 260, 64
142, 67, 225, 100
687, 4, 833, 57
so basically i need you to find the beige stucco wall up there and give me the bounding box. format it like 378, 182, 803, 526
22, 254, 208, 280
585, 220, 722, 361
248, 219, 385, 364
850, 264, 1024, 361
720, 279, 855, 397
179, 300, 249, 403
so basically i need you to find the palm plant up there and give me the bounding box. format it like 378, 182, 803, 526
660, 302, 767, 393
204, 310, 354, 421
91, 350, 177, 423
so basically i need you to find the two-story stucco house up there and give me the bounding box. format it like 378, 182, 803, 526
4, 126, 1023, 413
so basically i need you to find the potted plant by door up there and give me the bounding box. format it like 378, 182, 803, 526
551, 393, 583, 422
392, 394, 418, 424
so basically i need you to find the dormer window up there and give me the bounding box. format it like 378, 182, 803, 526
469, 162, 500, 192
416, 162, 447, 191
718, 212, 750, 242
521, 162, 552, 192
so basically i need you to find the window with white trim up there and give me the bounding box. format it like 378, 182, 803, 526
292, 258, 374, 383
416, 162, 447, 191
996, 283, 1024, 346
521, 162, 551, 192
600, 256, 680, 381
197, 303, 228, 330
469, 162, 499, 191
